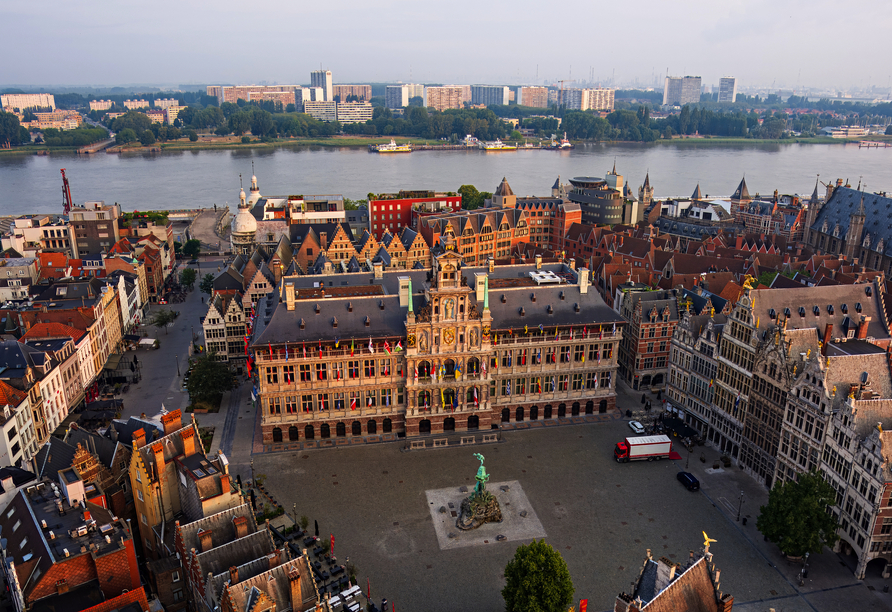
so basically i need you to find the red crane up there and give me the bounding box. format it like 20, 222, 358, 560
60, 168, 73, 215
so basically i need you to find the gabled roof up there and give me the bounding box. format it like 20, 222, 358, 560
33, 437, 78, 479
20, 321, 87, 343
0, 379, 27, 408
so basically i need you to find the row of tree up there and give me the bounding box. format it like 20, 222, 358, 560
341, 106, 510, 140
41, 126, 109, 147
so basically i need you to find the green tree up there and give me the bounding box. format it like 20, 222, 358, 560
180, 267, 197, 288
502, 540, 574, 612
188, 130, 198, 142
183, 239, 201, 258
116, 128, 138, 144
140, 130, 156, 146
150, 309, 177, 335
0, 112, 27, 147
458, 185, 481, 209
200, 273, 215, 295
509, 129, 523, 141
757, 470, 839, 557
186, 352, 234, 406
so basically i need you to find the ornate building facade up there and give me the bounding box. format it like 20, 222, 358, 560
251, 248, 624, 445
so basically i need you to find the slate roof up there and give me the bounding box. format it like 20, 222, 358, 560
178, 502, 257, 553
495, 177, 514, 197
106, 415, 163, 446
33, 437, 77, 479
221, 556, 317, 612
0, 466, 36, 492
810, 187, 892, 256
750, 282, 889, 339
691, 184, 703, 200
732, 177, 750, 201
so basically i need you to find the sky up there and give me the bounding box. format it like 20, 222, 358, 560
5, 0, 892, 92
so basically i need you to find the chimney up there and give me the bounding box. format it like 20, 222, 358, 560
267, 550, 282, 570
132, 428, 146, 449
488, 257, 495, 273
229, 566, 238, 585
373, 261, 383, 278
232, 515, 249, 539
475, 273, 487, 303
569, 258, 576, 271
55, 579, 69, 595
220, 473, 230, 494
83, 510, 92, 522
857, 315, 872, 340
181, 427, 196, 457
151, 443, 165, 475
285, 281, 295, 311
398, 276, 410, 308
654, 557, 678, 593
578, 268, 589, 294
289, 566, 303, 609
198, 529, 213, 552
822, 323, 834, 354
161, 409, 182, 436
535, 254, 542, 270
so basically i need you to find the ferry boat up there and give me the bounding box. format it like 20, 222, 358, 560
375, 139, 412, 153
479, 139, 517, 151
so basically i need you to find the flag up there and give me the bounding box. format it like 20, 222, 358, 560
734, 391, 741, 409
507, 353, 512, 367
598, 351, 601, 365
414, 366, 418, 382
330, 534, 335, 558
335, 337, 340, 349
709, 379, 714, 388
395, 340, 403, 352
453, 392, 458, 410
599, 327, 603, 339
440, 387, 445, 407
367, 579, 371, 600
285, 344, 289, 362
538, 324, 544, 333
455, 362, 462, 378
524, 325, 528, 335
538, 378, 541, 394
351, 396, 356, 410
350, 338, 354, 357
318, 340, 322, 359
552, 376, 556, 392
506, 382, 510, 396
368, 337, 375, 353
581, 351, 585, 363
368, 396, 372, 407
481, 362, 486, 377
521, 350, 526, 366
320, 395, 325, 410
384, 341, 392, 355
612, 323, 616, 335
594, 375, 599, 389
337, 365, 342, 380
474, 387, 479, 406
583, 325, 587, 338
268, 342, 272, 358
537, 348, 542, 363
554, 326, 559, 340
251, 387, 257, 401
303, 343, 307, 358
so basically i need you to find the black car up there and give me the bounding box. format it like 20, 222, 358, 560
677, 471, 700, 491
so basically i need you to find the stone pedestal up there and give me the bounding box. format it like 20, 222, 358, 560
456, 490, 502, 530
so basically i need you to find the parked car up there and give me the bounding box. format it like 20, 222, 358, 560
676, 471, 700, 491
628, 420, 645, 434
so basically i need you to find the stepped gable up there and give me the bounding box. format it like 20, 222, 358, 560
220, 555, 318, 612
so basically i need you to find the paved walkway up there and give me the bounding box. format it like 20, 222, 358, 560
189, 208, 228, 252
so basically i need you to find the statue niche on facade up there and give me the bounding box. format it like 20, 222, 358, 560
456, 453, 502, 530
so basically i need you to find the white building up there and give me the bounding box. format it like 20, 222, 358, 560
310, 70, 333, 101
0, 382, 33, 469
0, 93, 55, 112
123, 99, 150, 110
89, 99, 115, 112
581, 88, 615, 112
303, 100, 338, 122
154, 98, 179, 109
718, 77, 737, 103
1, 215, 75, 258
336, 102, 373, 124
663, 76, 701, 106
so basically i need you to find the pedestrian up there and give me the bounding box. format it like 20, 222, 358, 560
201, 297, 204, 304
641, 393, 645, 405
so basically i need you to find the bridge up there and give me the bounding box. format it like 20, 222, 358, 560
77, 138, 116, 155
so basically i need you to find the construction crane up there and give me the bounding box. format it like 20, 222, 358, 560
60, 168, 73, 215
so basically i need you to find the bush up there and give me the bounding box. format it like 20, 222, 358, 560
188, 130, 198, 141
241, 136, 251, 144
140, 130, 156, 146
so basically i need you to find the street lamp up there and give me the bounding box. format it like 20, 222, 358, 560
736, 490, 745, 522
686, 446, 691, 469
175, 354, 181, 376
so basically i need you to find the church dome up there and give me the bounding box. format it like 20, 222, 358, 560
232, 207, 257, 235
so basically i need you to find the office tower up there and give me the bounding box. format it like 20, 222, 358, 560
718, 77, 738, 103
310, 70, 333, 101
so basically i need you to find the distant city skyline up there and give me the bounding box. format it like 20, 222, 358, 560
4, 0, 891, 93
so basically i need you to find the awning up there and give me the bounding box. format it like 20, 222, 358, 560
124, 334, 141, 342
103, 353, 123, 371
139, 338, 156, 346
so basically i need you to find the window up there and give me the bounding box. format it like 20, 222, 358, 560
137, 490, 144, 502
285, 396, 297, 413
315, 363, 327, 380
572, 374, 584, 390
171, 570, 181, 583
266, 367, 278, 384
348, 361, 360, 379
283, 365, 294, 384
141, 513, 148, 525
364, 360, 376, 377
299, 364, 311, 381
19, 537, 27, 549
173, 589, 184, 603
302, 395, 314, 412
12, 519, 21, 532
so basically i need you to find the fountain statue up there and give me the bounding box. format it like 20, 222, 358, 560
456, 453, 502, 530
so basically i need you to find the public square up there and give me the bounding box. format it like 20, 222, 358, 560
250, 417, 892, 612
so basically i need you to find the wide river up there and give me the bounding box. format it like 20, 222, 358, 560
0, 142, 889, 215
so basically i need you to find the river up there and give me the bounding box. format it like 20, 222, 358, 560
0, 142, 889, 215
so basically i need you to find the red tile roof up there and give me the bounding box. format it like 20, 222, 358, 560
20, 322, 87, 343
0, 380, 26, 407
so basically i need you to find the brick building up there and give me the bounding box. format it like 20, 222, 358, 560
617, 288, 680, 390
0, 480, 140, 612
369, 191, 461, 239
251, 247, 623, 446
68, 202, 121, 257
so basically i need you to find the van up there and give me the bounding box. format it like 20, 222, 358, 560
676, 471, 699, 491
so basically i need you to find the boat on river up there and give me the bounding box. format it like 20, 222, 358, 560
375, 139, 412, 153
479, 139, 517, 151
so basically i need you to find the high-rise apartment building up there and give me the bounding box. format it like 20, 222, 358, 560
336, 102, 374, 124
405, 83, 426, 101
333, 84, 371, 102
0, 93, 55, 111
310, 70, 334, 101
518, 87, 548, 108
385, 85, 410, 109
663, 76, 701, 106
89, 99, 114, 111
718, 77, 738, 103
581, 88, 615, 112
425, 86, 465, 111
303, 100, 338, 122
471, 85, 509, 106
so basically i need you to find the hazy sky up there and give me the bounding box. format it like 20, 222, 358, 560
6, 0, 891, 91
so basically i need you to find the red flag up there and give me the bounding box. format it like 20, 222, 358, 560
303, 342, 306, 358
268, 342, 272, 358
319, 340, 322, 359
330, 534, 335, 558
367, 578, 370, 599
351, 396, 356, 411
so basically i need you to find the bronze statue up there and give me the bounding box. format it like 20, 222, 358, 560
456, 452, 502, 530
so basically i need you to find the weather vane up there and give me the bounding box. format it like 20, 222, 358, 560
702, 531, 717, 548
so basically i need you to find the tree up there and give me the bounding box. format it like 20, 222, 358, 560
150, 309, 177, 335
757, 470, 839, 558
140, 130, 156, 146
502, 540, 574, 612
886, 125, 892, 136
116, 128, 138, 144
200, 273, 215, 295
188, 130, 198, 142
180, 268, 197, 288
186, 352, 234, 406
458, 185, 481, 210
183, 239, 201, 258
0, 112, 27, 147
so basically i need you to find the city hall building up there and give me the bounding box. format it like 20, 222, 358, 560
251, 244, 624, 445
